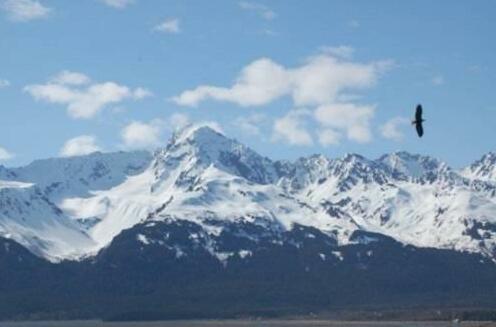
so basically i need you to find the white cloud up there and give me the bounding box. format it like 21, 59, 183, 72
320, 45, 354, 59
272, 110, 313, 146
432, 75, 445, 86
318, 129, 341, 146
173, 58, 288, 107
175, 51, 392, 146
154, 18, 180, 34
1, 0, 50, 22
314, 103, 375, 143
173, 54, 390, 108
0, 146, 14, 161
60, 135, 101, 157
100, 0, 134, 9
25, 71, 152, 119
121, 120, 164, 149
51, 71, 90, 86
233, 113, 267, 136
0, 79, 10, 88
239, 1, 276, 20
380, 117, 409, 141
133, 87, 153, 99
169, 113, 190, 131
291, 55, 389, 106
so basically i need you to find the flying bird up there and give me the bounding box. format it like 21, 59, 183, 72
412, 104, 425, 137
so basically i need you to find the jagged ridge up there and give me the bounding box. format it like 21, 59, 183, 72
0, 124, 495, 263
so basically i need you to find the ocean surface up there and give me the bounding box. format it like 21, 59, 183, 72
0, 321, 494, 327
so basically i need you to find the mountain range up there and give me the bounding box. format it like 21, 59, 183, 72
1, 125, 496, 320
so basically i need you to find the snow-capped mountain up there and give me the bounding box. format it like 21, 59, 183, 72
462, 152, 496, 182
0, 180, 95, 261
10, 151, 152, 200
1, 125, 495, 263
378, 151, 451, 180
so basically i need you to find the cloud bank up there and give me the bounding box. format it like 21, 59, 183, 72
380, 117, 410, 141
173, 54, 389, 108
25, 71, 151, 119
121, 120, 164, 149
1, 0, 50, 22
174, 51, 392, 146
60, 135, 101, 157
272, 110, 314, 146
0, 146, 14, 161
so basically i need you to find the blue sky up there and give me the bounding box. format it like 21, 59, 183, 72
0, 0, 495, 168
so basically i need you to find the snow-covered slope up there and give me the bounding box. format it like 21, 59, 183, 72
1, 125, 495, 262
0, 180, 95, 261
462, 152, 496, 183
0, 151, 151, 261
61, 126, 337, 252
378, 151, 451, 180
11, 151, 152, 200
278, 151, 496, 257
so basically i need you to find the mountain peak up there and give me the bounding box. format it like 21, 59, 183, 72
1, 127, 496, 266
463, 151, 496, 182
154, 123, 278, 186
342, 153, 368, 163
168, 124, 225, 149
378, 151, 447, 179
164, 123, 246, 163
481, 152, 496, 162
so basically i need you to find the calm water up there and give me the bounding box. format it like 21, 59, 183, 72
0, 321, 494, 327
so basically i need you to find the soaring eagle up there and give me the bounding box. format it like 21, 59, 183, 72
412, 104, 425, 137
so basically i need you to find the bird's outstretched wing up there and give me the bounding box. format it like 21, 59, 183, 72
415, 104, 423, 121
416, 122, 424, 137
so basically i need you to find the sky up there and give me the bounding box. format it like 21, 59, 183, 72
0, 0, 495, 168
